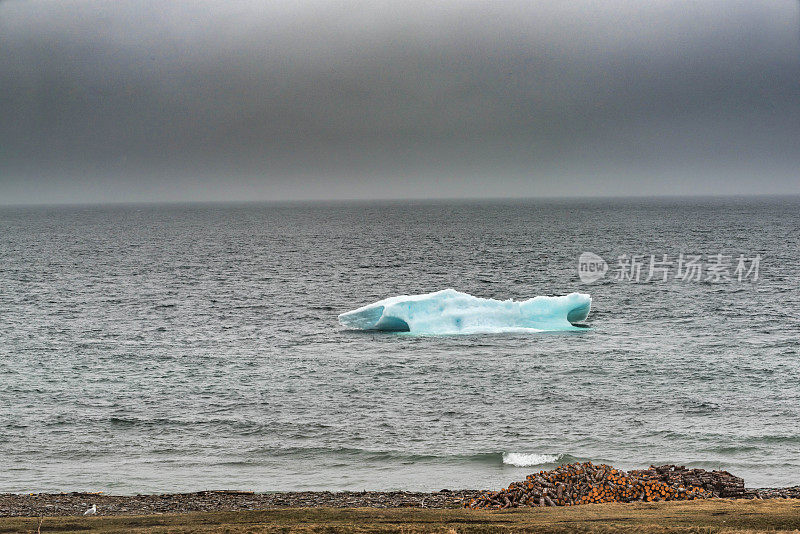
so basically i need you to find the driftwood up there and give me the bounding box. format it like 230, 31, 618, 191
465, 463, 744, 509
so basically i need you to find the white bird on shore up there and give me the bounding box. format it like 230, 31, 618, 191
83, 504, 96, 516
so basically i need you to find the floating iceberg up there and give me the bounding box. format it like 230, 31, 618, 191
338, 289, 591, 335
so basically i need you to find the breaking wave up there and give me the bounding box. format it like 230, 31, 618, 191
502, 452, 578, 467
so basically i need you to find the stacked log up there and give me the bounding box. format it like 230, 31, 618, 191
465, 463, 732, 509
630, 465, 745, 498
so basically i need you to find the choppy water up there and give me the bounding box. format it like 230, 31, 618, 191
1, 198, 799, 494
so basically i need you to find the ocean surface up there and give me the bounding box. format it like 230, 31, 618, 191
1, 198, 799, 494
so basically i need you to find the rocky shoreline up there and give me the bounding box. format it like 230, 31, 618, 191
1, 486, 799, 517
0, 490, 480, 517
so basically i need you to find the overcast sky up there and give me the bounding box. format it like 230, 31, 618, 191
1, 0, 798, 204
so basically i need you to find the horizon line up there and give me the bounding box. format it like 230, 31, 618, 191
1, 192, 799, 209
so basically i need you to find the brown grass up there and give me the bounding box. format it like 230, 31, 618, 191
2, 498, 800, 534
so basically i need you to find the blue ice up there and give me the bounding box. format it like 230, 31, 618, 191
338, 289, 591, 334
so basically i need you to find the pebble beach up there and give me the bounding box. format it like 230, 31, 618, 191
3, 464, 800, 518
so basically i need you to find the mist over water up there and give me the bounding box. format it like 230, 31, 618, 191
1, 198, 799, 493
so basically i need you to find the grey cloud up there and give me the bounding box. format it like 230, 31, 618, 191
1, 0, 798, 203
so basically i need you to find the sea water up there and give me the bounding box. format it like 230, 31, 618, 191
1, 198, 798, 493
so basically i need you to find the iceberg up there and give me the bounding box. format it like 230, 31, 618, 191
338, 289, 591, 335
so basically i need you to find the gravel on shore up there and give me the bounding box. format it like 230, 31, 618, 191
0, 490, 482, 517
2, 487, 799, 517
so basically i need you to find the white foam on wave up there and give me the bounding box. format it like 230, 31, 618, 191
502, 452, 560, 467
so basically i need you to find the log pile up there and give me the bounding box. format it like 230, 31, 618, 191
464, 463, 745, 509
630, 464, 745, 498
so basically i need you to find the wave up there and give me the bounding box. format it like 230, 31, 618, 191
264, 447, 504, 464
502, 452, 559, 466
502, 452, 581, 467
248, 446, 583, 468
